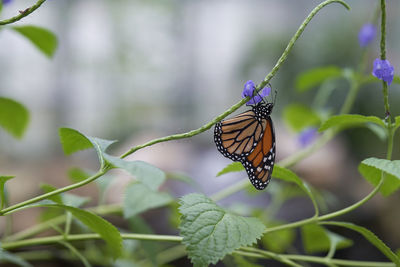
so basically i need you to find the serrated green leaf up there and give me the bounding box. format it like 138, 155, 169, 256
358, 158, 400, 196
0, 176, 15, 210
262, 221, 295, 253
272, 166, 319, 215
321, 221, 400, 265
295, 66, 342, 92
39, 204, 122, 259
123, 182, 172, 219
105, 155, 165, 191
319, 114, 385, 132
0, 246, 33, 267
11, 25, 57, 58
0, 97, 29, 139
283, 104, 321, 132
301, 224, 352, 253
217, 162, 244, 177
179, 193, 265, 267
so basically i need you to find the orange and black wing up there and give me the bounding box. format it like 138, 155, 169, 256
214, 110, 266, 161
241, 116, 275, 190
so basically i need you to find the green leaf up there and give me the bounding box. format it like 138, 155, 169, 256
179, 193, 265, 267
272, 165, 319, 215
321, 221, 400, 265
362, 74, 400, 85
262, 221, 295, 253
128, 216, 160, 266
0, 176, 15, 210
358, 158, 400, 196
166, 172, 195, 185
104, 155, 165, 191
59, 128, 116, 167
295, 66, 342, 92
123, 182, 172, 219
11, 25, 57, 58
67, 167, 91, 183
301, 224, 352, 253
283, 104, 321, 132
319, 114, 385, 132
39, 204, 122, 258
394, 116, 400, 133
232, 254, 263, 267
217, 162, 244, 177
0, 246, 33, 267
59, 128, 93, 155
0, 97, 29, 139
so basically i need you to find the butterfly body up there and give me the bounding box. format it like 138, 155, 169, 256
214, 102, 275, 190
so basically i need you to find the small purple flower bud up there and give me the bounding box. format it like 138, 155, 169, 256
372, 58, 395, 85
242, 80, 255, 98
358, 23, 376, 47
298, 127, 318, 147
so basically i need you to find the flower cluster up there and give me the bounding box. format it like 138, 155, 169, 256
372, 59, 395, 85
242, 80, 271, 105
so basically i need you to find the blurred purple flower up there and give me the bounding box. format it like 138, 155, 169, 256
242, 80, 271, 105
372, 58, 394, 85
298, 127, 318, 147
358, 23, 376, 47
2, 0, 12, 4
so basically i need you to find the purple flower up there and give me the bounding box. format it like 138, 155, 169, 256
358, 23, 376, 47
372, 58, 395, 85
298, 127, 318, 147
2, 0, 12, 4
242, 80, 255, 98
242, 80, 271, 105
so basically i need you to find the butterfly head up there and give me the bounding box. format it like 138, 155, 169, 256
253, 102, 273, 118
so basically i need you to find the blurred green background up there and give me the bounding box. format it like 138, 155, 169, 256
0, 0, 399, 265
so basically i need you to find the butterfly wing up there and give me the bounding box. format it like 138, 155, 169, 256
214, 110, 266, 161
241, 116, 275, 190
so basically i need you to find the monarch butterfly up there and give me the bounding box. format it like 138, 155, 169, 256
214, 101, 275, 190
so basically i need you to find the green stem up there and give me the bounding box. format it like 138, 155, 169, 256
4, 204, 122, 242
58, 241, 92, 267
380, 0, 386, 60
0, 0, 47, 25
317, 176, 384, 221
1, 233, 182, 250
242, 247, 302, 267
239, 247, 395, 267
0, 170, 106, 216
